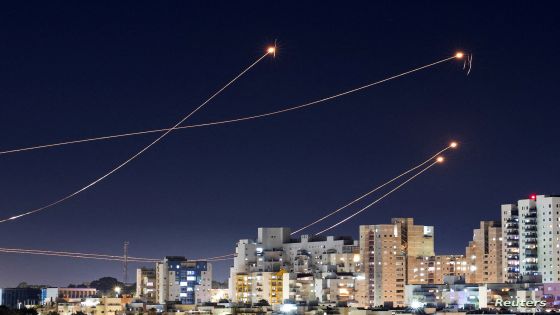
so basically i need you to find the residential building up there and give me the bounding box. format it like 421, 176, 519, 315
136, 267, 156, 303
501, 203, 520, 283
359, 218, 435, 307
465, 221, 502, 284
501, 194, 560, 283
407, 255, 467, 285
155, 257, 212, 305
228, 227, 363, 305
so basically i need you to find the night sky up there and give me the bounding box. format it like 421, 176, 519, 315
1, 2, 559, 287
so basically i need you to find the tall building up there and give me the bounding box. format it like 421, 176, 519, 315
155, 257, 212, 305
136, 267, 156, 303
535, 194, 560, 283
501, 203, 520, 283
228, 227, 363, 305
359, 218, 435, 307
465, 221, 502, 284
501, 194, 560, 284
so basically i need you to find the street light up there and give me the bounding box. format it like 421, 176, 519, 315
114, 286, 122, 297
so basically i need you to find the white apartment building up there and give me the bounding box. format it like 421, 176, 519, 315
228, 227, 363, 305
501, 194, 560, 284
136, 267, 156, 303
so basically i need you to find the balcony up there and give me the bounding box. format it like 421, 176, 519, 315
525, 265, 539, 271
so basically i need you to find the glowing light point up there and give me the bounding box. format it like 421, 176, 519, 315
436, 156, 445, 163
450, 141, 458, 148
267, 47, 276, 54
530, 194, 536, 200
455, 52, 464, 59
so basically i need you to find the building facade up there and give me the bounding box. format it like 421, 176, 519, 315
359, 218, 435, 307
155, 257, 212, 305
41, 288, 97, 305
0, 288, 42, 309
501, 194, 560, 284
407, 255, 468, 285
136, 267, 156, 303
228, 227, 363, 306
465, 221, 503, 284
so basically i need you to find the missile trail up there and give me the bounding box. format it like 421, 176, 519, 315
0, 247, 159, 261
0, 249, 155, 263
315, 159, 442, 235
291, 142, 457, 235
0, 54, 463, 156
0, 247, 233, 262
0, 50, 273, 224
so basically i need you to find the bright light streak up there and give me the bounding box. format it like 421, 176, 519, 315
315, 160, 442, 235
450, 141, 458, 148
0, 246, 233, 263
0, 51, 272, 223
0, 249, 153, 262
455, 52, 464, 59
292, 142, 458, 235
436, 156, 444, 163
0, 54, 462, 157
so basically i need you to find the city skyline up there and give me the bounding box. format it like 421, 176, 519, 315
1, 1, 559, 289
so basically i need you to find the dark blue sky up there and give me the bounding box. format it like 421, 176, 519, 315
1, 1, 559, 286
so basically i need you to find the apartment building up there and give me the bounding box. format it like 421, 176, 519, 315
136, 267, 156, 303
501, 194, 560, 284
228, 227, 363, 305
155, 257, 212, 305
359, 218, 435, 307
407, 255, 468, 285
465, 221, 502, 283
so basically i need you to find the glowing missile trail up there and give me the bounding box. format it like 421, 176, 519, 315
0, 247, 233, 262
0, 49, 273, 224
291, 142, 458, 235
0, 247, 159, 261
315, 158, 444, 235
0, 53, 464, 156
0, 249, 155, 262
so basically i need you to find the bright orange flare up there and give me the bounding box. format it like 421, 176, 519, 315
450, 141, 458, 148
267, 47, 276, 54
455, 52, 464, 59
436, 156, 445, 163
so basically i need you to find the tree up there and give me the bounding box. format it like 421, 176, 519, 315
89, 277, 124, 294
